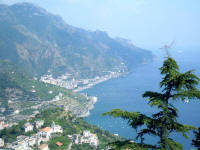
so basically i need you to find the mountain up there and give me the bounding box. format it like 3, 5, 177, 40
0, 2, 153, 78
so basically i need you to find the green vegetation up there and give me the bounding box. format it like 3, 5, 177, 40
192, 127, 200, 150
0, 60, 90, 119
48, 135, 71, 150
103, 56, 200, 150
71, 143, 96, 150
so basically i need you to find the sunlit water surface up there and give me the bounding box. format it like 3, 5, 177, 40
83, 49, 200, 149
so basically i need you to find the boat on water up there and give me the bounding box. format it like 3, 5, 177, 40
184, 99, 189, 103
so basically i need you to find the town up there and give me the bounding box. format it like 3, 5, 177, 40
0, 119, 99, 150
40, 70, 125, 92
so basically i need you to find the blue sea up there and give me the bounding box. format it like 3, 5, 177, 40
83, 49, 200, 150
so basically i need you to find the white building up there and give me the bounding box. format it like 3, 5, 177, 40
0, 138, 4, 147
51, 122, 63, 133
73, 131, 99, 147
40, 127, 52, 140
72, 134, 81, 144
24, 123, 34, 133
0, 121, 8, 130
34, 120, 44, 129
28, 136, 36, 147
83, 131, 91, 137
34, 135, 42, 146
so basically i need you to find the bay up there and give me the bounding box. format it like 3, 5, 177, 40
84, 49, 200, 149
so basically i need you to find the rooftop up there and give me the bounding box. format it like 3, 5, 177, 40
41, 127, 51, 133
56, 141, 63, 147
39, 144, 48, 149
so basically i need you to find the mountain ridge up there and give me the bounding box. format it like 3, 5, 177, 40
0, 2, 153, 78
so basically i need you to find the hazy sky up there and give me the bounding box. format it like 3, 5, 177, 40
1, 0, 200, 50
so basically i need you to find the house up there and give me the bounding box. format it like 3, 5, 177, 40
10, 140, 30, 150
28, 136, 36, 146
83, 131, 90, 137
11, 144, 28, 150
24, 123, 34, 133
56, 141, 63, 147
34, 120, 44, 129
72, 134, 80, 144
0, 138, 4, 147
32, 134, 42, 146
51, 122, 63, 133
0, 121, 8, 130
38, 144, 49, 150
16, 135, 29, 145
35, 136, 42, 146
41, 127, 52, 140
81, 131, 99, 147
73, 131, 99, 147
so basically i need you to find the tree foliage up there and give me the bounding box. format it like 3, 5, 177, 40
192, 128, 200, 150
103, 57, 200, 150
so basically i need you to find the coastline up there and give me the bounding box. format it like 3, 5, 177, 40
75, 72, 128, 118
77, 96, 98, 118
40, 71, 128, 118
73, 73, 125, 92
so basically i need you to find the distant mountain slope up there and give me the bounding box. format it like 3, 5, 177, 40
0, 3, 153, 78
0, 60, 93, 121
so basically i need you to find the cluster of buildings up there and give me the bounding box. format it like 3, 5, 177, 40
40, 74, 78, 89
23, 120, 44, 133
0, 118, 100, 150
0, 120, 17, 131
40, 121, 63, 141
72, 130, 99, 147
6, 134, 42, 150
4, 121, 63, 150
40, 71, 122, 92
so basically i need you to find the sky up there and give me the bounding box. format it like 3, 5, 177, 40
0, 0, 200, 50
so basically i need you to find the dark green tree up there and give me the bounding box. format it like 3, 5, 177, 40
192, 127, 200, 150
103, 56, 200, 150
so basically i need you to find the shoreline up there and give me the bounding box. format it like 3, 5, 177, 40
75, 73, 128, 118
73, 72, 128, 93
40, 71, 128, 118
77, 96, 98, 118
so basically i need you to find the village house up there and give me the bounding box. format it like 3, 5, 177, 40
38, 144, 49, 150
32, 134, 42, 146
40, 127, 52, 140
73, 130, 99, 147
73, 134, 80, 144
56, 141, 63, 147
8, 141, 29, 150
51, 121, 63, 133
0, 121, 8, 130
0, 138, 4, 147
10, 144, 28, 150
27, 136, 36, 147
34, 120, 44, 129
81, 131, 99, 147
6, 134, 41, 150
16, 135, 29, 144
24, 122, 34, 133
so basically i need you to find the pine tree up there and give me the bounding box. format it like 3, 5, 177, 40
103, 56, 200, 150
192, 127, 200, 150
